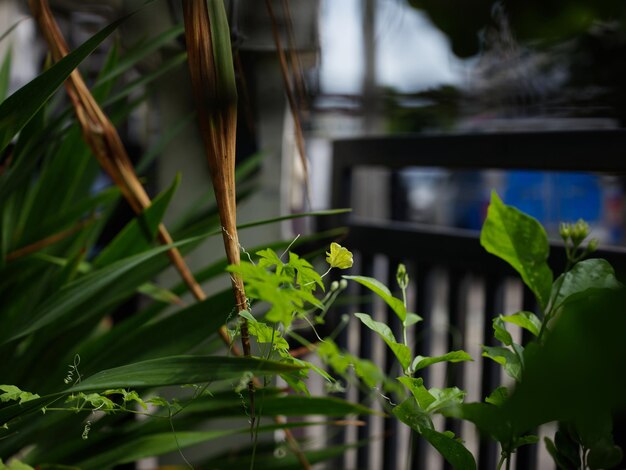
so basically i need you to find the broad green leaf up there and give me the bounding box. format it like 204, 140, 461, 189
93, 174, 180, 267
480, 191, 553, 309
482, 346, 521, 381
317, 339, 387, 389
0, 15, 128, 153
426, 387, 466, 414
485, 386, 509, 407
398, 377, 435, 410
0, 385, 39, 404
345, 275, 407, 321
421, 428, 477, 470
354, 312, 411, 370
512, 434, 539, 451
404, 312, 422, 327
549, 258, 622, 312
501, 311, 541, 337
239, 310, 290, 352
410, 350, 473, 373
394, 398, 476, 470
493, 317, 513, 346
442, 402, 509, 444
69, 355, 302, 392
393, 397, 434, 433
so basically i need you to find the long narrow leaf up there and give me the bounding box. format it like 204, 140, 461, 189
0, 16, 127, 152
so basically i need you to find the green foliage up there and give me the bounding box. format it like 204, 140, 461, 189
343, 275, 408, 321
0, 11, 360, 470
354, 312, 412, 371
0, 386, 39, 405
480, 191, 553, 309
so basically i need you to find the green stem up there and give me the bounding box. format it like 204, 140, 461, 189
497, 453, 506, 470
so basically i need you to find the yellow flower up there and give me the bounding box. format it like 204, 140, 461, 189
326, 243, 353, 269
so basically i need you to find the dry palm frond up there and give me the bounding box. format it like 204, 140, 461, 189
27, 0, 220, 333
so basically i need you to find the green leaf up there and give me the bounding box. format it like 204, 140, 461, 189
393, 396, 434, 433
354, 312, 411, 371
482, 346, 522, 381
501, 311, 541, 337
426, 387, 466, 414
480, 191, 553, 309
485, 386, 509, 407
549, 258, 622, 312
0, 15, 128, 153
393, 399, 476, 470
93, 174, 180, 267
0, 237, 198, 344
512, 434, 539, 451
344, 275, 407, 321
0, 385, 40, 404
421, 428, 477, 470
404, 312, 422, 327
398, 377, 436, 410
239, 310, 290, 352
69, 355, 302, 392
493, 317, 513, 346
410, 350, 472, 373
0, 459, 35, 470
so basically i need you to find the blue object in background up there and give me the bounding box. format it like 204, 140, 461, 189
504, 170, 603, 239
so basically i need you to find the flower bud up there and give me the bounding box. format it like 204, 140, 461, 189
330, 281, 339, 291
339, 279, 348, 290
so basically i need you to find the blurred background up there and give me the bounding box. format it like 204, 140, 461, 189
3, 0, 625, 247
2, 1, 625, 468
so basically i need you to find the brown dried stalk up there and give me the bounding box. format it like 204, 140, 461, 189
5, 216, 96, 262
26, 0, 232, 340
181, 2, 312, 468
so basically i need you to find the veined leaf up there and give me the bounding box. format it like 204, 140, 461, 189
354, 312, 411, 371
410, 350, 473, 373
493, 317, 513, 346
397, 377, 435, 410
421, 428, 477, 470
345, 275, 407, 321
482, 346, 522, 381
393, 398, 476, 470
480, 191, 553, 310
549, 258, 622, 312
501, 311, 541, 337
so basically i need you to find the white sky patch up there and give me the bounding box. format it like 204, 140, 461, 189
319, 0, 466, 94
319, 0, 364, 94
376, 1, 464, 91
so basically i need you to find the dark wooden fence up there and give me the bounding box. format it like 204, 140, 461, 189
320, 130, 626, 470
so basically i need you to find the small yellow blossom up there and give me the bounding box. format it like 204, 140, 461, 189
326, 242, 353, 269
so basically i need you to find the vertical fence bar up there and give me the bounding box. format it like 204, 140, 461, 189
478, 274, 504, 469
